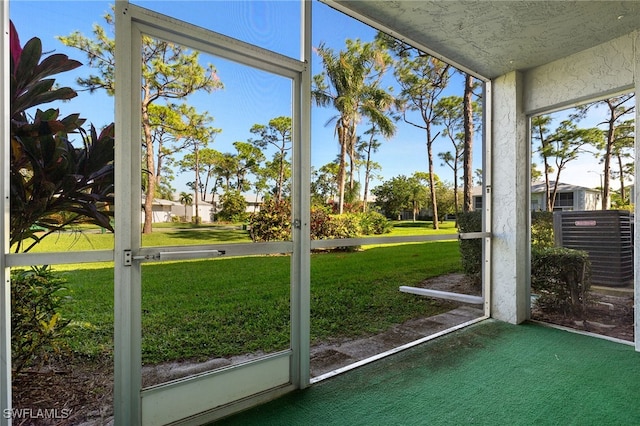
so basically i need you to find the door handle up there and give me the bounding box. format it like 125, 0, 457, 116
124, 249, 225, 265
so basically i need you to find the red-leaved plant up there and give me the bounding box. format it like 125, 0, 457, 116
9, 21, 115, 252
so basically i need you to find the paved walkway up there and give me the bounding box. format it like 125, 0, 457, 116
310, 305, 484, 378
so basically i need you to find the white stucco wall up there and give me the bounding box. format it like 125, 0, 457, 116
523, 33, 636, 115
490, 71, 530, 324
491, 31, 639, 329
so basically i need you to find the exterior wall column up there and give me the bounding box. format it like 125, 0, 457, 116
490, 71, 530, 324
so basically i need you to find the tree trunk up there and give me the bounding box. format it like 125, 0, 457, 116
543, 154, 552, 211
428, 150, 439, 228
426, 125, 439, 229
453, 165, 459, 225
277, 155, 284, 202
534, 120, 553, 211
348, 136, 356, 193
603, 143, 612, 210
337, 144, 347, 214
142, 100, 155, 234
194, 142, 200, 224
337, 125, 348, 214
362, 171, 370, 213
617, 154, 626, 204
550, 170, 562, 211
541, 137, 551, 210
602, 101, 617, 210
462, 74, 474, 213
362, 139, 373, 213
201, 170, 210, 202
155, 141, 164, 193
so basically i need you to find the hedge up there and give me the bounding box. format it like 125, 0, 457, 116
457, 211, 482, 284
248, 201, 391, 243
531, 247, 591, 315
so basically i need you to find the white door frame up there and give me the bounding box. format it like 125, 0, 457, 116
1, 3, 11, 424
113, 2, 311, 424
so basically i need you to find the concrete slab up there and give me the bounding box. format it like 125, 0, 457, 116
310, 306, 485, 378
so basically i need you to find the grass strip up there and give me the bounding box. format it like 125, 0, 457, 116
24, 220, 457, 252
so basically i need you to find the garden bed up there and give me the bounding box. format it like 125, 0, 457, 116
531, 291, 634, 342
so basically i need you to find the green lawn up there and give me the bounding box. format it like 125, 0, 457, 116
388, 220, 458, 236
58, 242, 461, 364
22, 223, 250, 253
22, 220, 464, 364
24, 220, 454, 252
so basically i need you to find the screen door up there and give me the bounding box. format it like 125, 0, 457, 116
113, 3, 309, 424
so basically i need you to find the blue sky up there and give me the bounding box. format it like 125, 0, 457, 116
9, 0, 622, 194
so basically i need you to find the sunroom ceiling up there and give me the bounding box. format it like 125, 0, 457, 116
325, 1, 640, 79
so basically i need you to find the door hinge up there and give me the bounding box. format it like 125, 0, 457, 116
293, 219, 302, 229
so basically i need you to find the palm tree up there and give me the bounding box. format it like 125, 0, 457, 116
179, 191, 193, 221
312, 39, 396, 214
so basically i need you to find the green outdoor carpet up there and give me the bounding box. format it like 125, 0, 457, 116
217, 320, 640, 425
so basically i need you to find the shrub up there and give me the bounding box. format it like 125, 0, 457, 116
531, 247, 591, 315
11, 266, 70, 372
457, 211, 482, 283
359, 211, 393, 235
328, 213, 361, 239
531, 211, 554, 249
218, 190, 248, 223
251, 203, 393, 243
459, 210, 557, 283
310, 206, 332, 240
249, 199, 291, 242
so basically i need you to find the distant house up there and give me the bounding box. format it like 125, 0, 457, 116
140, 197, 180, 223
472, 181, 602, 212
207, 193, 265, 216
175, 199, 214, 223
141, 196, 214, 223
